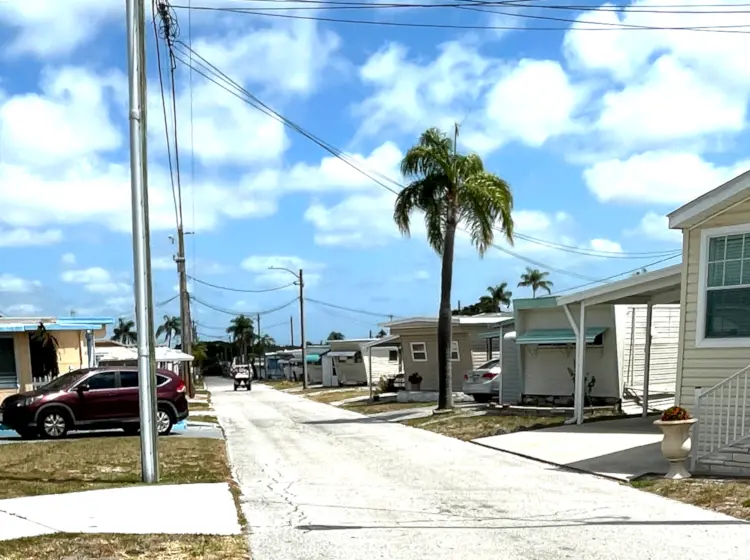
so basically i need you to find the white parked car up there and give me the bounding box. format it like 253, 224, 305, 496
462, 359, 501, 403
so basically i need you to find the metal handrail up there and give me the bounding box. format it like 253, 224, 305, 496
692, 364, 750, 468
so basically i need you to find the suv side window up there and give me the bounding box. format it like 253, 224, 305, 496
156, 374, 170, 386
120, 371, 139, 388
87, 371, 117, 390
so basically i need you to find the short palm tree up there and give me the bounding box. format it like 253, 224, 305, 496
518, 267, 553, 298
156, 315, 181, 347
111, 318, 137, 345
327, 331, 345, 341
394, 126, 514, 410
227, 315, 254, 364
32, 323, 60, 379
487, 282, 512, 311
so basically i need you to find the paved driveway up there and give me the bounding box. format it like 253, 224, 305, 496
207, 378, 748, 560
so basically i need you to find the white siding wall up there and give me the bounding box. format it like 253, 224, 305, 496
516, 305, 620, 399
620, 305, 680, 393
364, 347, 401, 385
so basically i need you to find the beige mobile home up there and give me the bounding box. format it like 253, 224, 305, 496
382, 315, 512, 392
324, 339, 400, 386
668, 170, 750, 475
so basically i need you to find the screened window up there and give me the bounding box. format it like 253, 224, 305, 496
450, 341, 460, 361
388, 350, 398, 362
410, 342, 427, 362
705, 233, 750, 339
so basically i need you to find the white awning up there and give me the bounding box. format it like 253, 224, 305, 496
327, 351, 357, 358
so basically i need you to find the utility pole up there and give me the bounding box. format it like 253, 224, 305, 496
174, 230, 193, 398
126, 0, 159, 483
256, 312, 261, 380
299, 269, 308, 389
290, 315, 294, 346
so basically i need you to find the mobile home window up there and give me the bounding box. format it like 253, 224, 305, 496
410, 342, 427, 362
703, 232, 750, 340
388, 350, 398, 362
451, 341, 460, 361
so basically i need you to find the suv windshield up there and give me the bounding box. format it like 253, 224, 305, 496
38, 370, 89, 391
479, 359, 499, 370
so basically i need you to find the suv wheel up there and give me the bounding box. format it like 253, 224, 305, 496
156, 406, 175, 436
39, 409, 70, 439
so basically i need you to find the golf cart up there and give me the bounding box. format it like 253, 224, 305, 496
232, 364, 252, 391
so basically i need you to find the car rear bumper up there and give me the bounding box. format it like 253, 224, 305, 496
462, 382, 494, 395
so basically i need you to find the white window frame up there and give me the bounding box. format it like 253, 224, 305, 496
410, 342, 427, 362
451, 340, 460, 362
696, 223, 750, 348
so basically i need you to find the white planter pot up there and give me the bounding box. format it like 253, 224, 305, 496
654, 418, 698, 480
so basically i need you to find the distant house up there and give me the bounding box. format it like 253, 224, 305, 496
322, 338, 400, 387
382, 314, 514, 392
95, 340, 194, 374
0, 316, 114, 400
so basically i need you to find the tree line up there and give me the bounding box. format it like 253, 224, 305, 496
452, 267, 554, 316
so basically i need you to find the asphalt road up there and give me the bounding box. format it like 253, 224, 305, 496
207, 378, 749, 560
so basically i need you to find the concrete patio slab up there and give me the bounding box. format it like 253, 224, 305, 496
0, 483, 241, 541
474, 415, 668, 481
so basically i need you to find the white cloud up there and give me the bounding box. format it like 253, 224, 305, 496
240, 255, 325, 288
625, 211, 683, 244
354, 41, 587, 155
589, 239, 623, 254
0, 274, 40, 293
61, 252, 76, 265
0, 227, 62, 247
594, 55, 746, 150
152, 257, 175, 271
394, 270, 430, 282
0, 0, 120, 58
60, 267, 130, 294
105, 296, 134, 311
2, 303, 41, 316
583, 151, 750, 205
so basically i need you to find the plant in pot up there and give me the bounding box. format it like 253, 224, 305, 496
408, 372, 423, 391
654, 406, 698, 480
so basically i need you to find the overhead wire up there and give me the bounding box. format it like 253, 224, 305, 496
173, 3, 750, 33
309, 301, 387, 327
188, 275, 297, 293
306, 297, 396, 318
190, 295, 299, 316
168, 30, 682, 285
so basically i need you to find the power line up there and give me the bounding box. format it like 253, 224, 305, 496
306, 297, 396, 318
310, 301, 385, 326
171, 42, 681, 282
187, 275, 296, 293
190, 294, 299, 316
173, 4, 750, 33
550, 253, 682, 295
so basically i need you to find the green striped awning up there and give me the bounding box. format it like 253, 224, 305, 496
305, 354, 321, 363
477, 331, 503, 339
516, 327, 607, 345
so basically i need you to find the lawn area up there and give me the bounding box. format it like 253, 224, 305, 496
342, 400, 437, 415
190, 414, 220, 424
0, 533, 248, 560
632, 478, 750, 521
404, 409, 624, 441
189, 400, 212, 411
0, 436, 230, 500
306, 389, 370, 404
258, 380, 303, 390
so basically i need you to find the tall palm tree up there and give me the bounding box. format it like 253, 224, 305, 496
394, 126, 514, 410
156, 315, 181, 347
486, 282, 512, 311
227, 315, 254, 364
518, 267, 553, 298
111, 318, 137, 345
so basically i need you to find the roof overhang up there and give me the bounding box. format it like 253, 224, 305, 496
0, 316, 114, 333
668, 168, 750, 230
361, 334, 400, 348
382, 314, 512, 328
516, 327, 607, 345
556, 264, 682, 307
327, 351, 357, 358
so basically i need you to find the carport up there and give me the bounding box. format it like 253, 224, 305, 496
558, 265, 682, 424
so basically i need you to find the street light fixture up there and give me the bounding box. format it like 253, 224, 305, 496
269, 266, 307, 389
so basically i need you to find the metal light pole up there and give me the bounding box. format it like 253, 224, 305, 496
126, 0, 159, 483
269, 267, 307, 388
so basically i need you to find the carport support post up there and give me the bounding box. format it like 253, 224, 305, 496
574, 303, 587, 425
642, 303, 654, 417
368, 345, 374, 402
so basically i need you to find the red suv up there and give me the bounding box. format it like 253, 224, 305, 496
0, 367, 189, 439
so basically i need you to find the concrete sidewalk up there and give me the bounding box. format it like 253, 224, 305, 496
0, 483, 241, 541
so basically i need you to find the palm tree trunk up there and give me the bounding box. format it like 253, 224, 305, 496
532, 287, 537, 298
437, 217, 457, 410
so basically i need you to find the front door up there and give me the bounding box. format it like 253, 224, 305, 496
76, 371, 119, 422
0, 337, 17, 390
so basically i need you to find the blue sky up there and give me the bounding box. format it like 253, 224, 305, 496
1, 0, 748, 344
